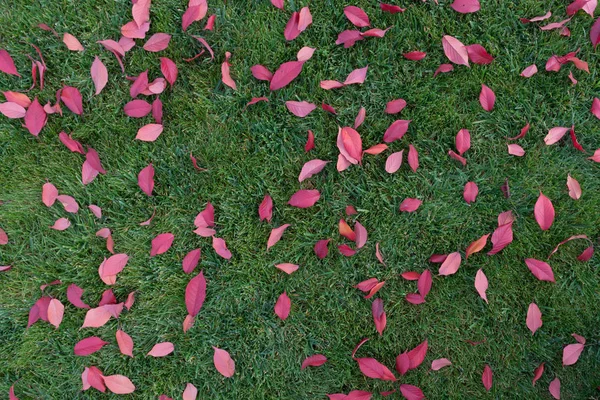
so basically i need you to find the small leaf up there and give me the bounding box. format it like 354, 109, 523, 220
482, 365, 493, 391
147, 342, 174, 357
474, 269, 488, 303
213, 347, 235, 377
526, 303, 543, 334
275, 292, 291, 320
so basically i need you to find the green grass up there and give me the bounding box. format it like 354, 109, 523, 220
1, 0, 600, 398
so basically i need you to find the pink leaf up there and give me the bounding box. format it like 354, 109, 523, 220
297, 6, 313, 31
463, 181, 478, 204
212, 237, 232, 259
385, 99, 407, 114
407, 144, 419, 172
285, 101, 316, 117
385, 151, 403, 173
356, 358, 396, 381
143, 33, 171, 52
487, 222, 513, 255
450, 0, 480, 13
407, 340, 428, 370
99, 253, 129, 277
520, 11, 552, 23
24, 98, 47, 136
67, 284, 90, 309
508, 144, 525, 156
258, 194, 273, 222
63, 32, 84, 51
182, 248, 201, 274
482, 365, 493, 391
61, 86, 83, 115
577, 246, 594, 261
336, 30, 364, 48
526, 303, 542, 334
525, 258, 555, 282
338, 126, 363, 163
251, 65, 273, 81
549, 377, 560, 399
417, 269, 432, 297
431, 358, 452, 371
150, 233, 174, 256
213, 347, 235, 377
344, 66, 368, 85
591, 97, 600, 119
363, 144, 388, 155
442, 35, 469, 66
448, 150, 467, 166
434, 63, 454, 77
588, 148, 600, 162
47, 299, 64, 328
399, 384, 425, 400
186, 271, 207, 316
0, 102, 25, 118
371, 298, 386, 336
403, 51, 427, 61
399, 198, 422, 212
395, 352, 410, 375
116, 329, 134, 357
532, 362, 544, 385
270, 61, 304, 91
82, 306, 112, 328
267, 224, 291, 249
160, 57, 178, 87
152, 98, 163, 124
344, 6, 370, 27
455, 128, 471, 155
103, 375, 135, 394
479, 84, 495, 111
297, 46, 315, 62
301, 354, 327, 369
275, 263, 299, 274
275, 292, 291, 320
566, 174, 581, 199
183, 383, 198, 400
0, 49, 20, 76
466, 44, 493, 64
51, 218, 71, 231
521, 64, 538, 77
534, 192, 555, 230
354, 221, 368, 249
288, 189, 320, 208
563, 343, 585, 366
299, 159, 328, 182
124, 99, 152, 117
56, 194, 79, 213
474, 269, 488, 303
74, 336, 108, 356
136, 123, 163, 141
544, 127, 569, 145
314, 239, 330, 259
147, 342, 174, 357
439, 252, 461, 276
402, 271, 421, 281
90, 57, 108, 95
383, 120, 411, 143
138, 164, 155, 196
221, 52, 236, 90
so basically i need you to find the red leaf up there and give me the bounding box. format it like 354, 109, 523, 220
336, 30, 364, 48
338, 126, 363, 163
213, 347, 235, 377
466, 234, 489, 258
482, 365, 493, 391
405, 293, 425, 304
138, 164, 154, 196
467, 44, 493, 65
67, 284, 90, 309
24, 98, 47, 136
47, 299, 64, 328
251, 65, 273, 81
395, 352, 410, 375
124, 99, 152, 118
182, 248, 201, 274
86, 366, 106, 392
363, 143, 388, 155
448, 150, 467, 166
89, 57, 108, 96
221, 52, 236, 90
271, 0, 283, 9
258, 194, 273, 222
305, 130, 315, 152
288, 189, 320, 208
399, 384, 425, 400
439, 252, 461, 276
338, 244, 356, 256
371, 298, 386, 336
520, 11, 552, 23
534, 192, 554, 231
60, 86, 83, 115
301, 354, 327, 369
136, 123, 163, 141
431, 358, 452, 370
525, 258, 555, 282
403, 51, 426, 61
147, 342, 174, 357
549, 377, 560, 399
284, 12, 301, 40
434, 63, 454, 76
186, 271, 206, 316
143, 33, 171, 52
401, 271, 420, 280
286, 101, 316, 117
0, 49, 20, 76
351, 337, 370, 359
74, 337, 108, 356
407, 340, 427, 370
577, 246, 594, 261
591, 97, 600, 119
116, 329, 134, 357
479, 84, 495, 111
532, 362, 544, 385
417, 269, 432, 297
275, 263, 299, 274
381, 3, 405, 13
487, 222, 513, 255
103, 375, 135, 394
356, 358, 396, 381
526, 303, 542, 334
383, 120, 411, 143
212, 237, 232, 259
474, 269, 488, 303
407, 144, 419, 172
361, 28, 390, 38
451, 0, 480, 13
314, 239, 330, 259
150, 233, 174, 256
385, 151, 403, 173
344, 6, 370, 27
399, 198, 421, 212
152, 98, 163, 124
275, 291, 291, 320
267, 224, 291, 249
270, 61, 304, 91
442, 35, 469, 66
246, 97, 268, 108
463, 181, 478, 204
160, 57, 178, 87
323, 102, 338, 115
455, 128, 471, 155
385, 98, 407, 114
563, 343, 585, 366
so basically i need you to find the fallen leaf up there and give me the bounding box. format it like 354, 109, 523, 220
0, 49, 20, 76
479, 84, 495, 111
525, 258, 555, 282
532, 362, 544, 385
463, 182, 478, 204
0, 102, 25, 118
455, 129, 471, 155
301, 354, 327, 369
549, 377, 560, 399
466, 44, 493, 63
104, 375, 135, 394
150, 233, 174, 256
399, 384, 425, 400
288, 189, 320, 208
147, 342, 174, 357
182, 383, 198, 400
143, 33, 171, 52
356, 358, 396, 381
372, 298, 386, 336
160, 57, 178, 87
344, 6, 370, 27
385, 151, 403, 173
534, 192, 555, 231
314, 239, 330, 259
221, 52, 236, 90
267, 224, 291, 249
213, 347, 235, 377
24, 98, 47, 136
116, 329, 134, 357
544, 127, 569, 145
451, 0, 480, 13
482, 365, 493, 391
508, 144, 525, 156
407, 340, 428, 370
275, 292, 291, 320
466, 234, 489, 258
487, 222, 513, 255
439, 252, 461, 276
138, 164, 154, 196
136, 123, 163, 141
270, 61, 304, 91
563, 342, 585, 366
47, 298, 64, 328
431, 358, 452, 371
186, 271, 206, 316
286, 101, 316, 117
74, 337, 109, 356
474, 269, 488, 303
526, 303, 542, 334
399, 198, 421, 212
521, 64, 538, 77
383, 120, 411, 143
403, 51, 427, 61
51, 218, 71, 231
442, 35, 469, 66
385, 99, 407, 114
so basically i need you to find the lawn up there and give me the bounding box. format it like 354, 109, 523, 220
1, 0, 599, 398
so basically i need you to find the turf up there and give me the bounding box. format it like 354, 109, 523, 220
1, 0, 600, 398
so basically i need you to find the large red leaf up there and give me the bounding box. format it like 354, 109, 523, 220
182, 249, 201, 274
299, 159, 328, 182
482, 365, 493, 391
213, 347, 235, 377
591, 17, 600, 48
160, 57, 178, 87
150, 233, 174, 256
417, 269, 432, 297
74, 337, 109, 356
275, 291, 291, 320
466, 44, 493, 63
138, 164, 154, 196
186, 271, 206, 316
24, 98, 47, 136
61, 86, 83, 115
455, 128, 471, 155
356, 358, 396, 381
407, 340, 427, 370
525, 258, 555, 282
288, 189, 320, 208
124, 99, 152, 117
301, 354, 327, 369
270, 61, 304, 91
67, 284, 90, 309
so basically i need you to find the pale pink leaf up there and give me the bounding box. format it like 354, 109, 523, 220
143, 33, 171, 52
463, 181, 478, 204
213, 347, 235, 377
526, 303, 542, 334
431, 358, 452, 371
479, 84, 495, 111
47, 299, 64, 328
138, 164, 154, 196
566, 174, 581, 199
150, 233, 174, 256
508, 144, 525, 156
442, 35, 469, 66
474, 269, 488, 303
534, 192, 555, 230
267, 224, 291, 249
399, 198, 421, 212
212, 237, 232, 259
104, 375, 135, 394
544, 127, 569, 145
0, 102, 26, 118
563, 343, 584, 366
51, 218, 71, 231
116, 329, 134, 357
285, 101, 315, 117
344, 66, 368, 85
63, 33, 84, 51
385, 151, 403, 173
521, 64, 538, 77
275, 263, 299, 274
439, 252, 461, 276
344, 6, 370, 27
288, 189, 320, 208
549, 378, 560, 399
136, 124, 163, 142
147, 342, 174, 357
